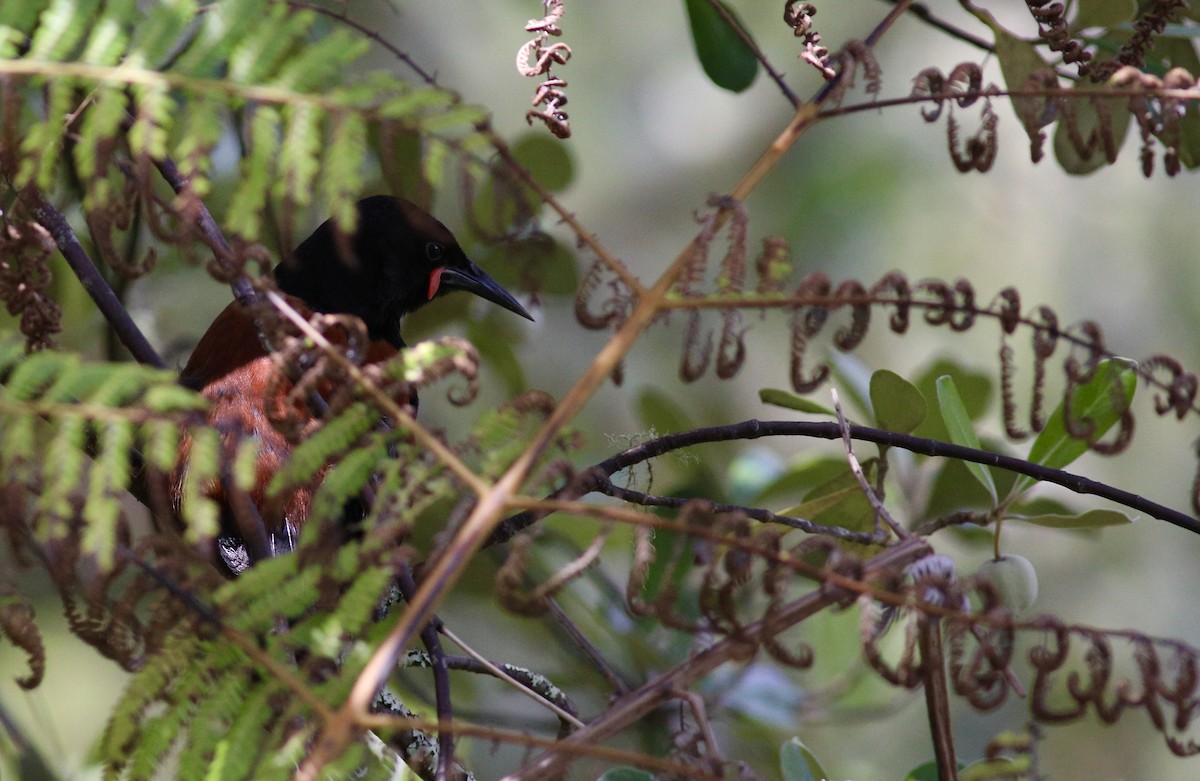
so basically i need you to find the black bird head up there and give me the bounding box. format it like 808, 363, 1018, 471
274, 195, 532, 347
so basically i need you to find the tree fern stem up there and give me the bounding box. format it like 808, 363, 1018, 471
25, 190, 165, 368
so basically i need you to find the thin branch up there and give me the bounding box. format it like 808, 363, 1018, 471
392, 565, 457, 781
595, 473, 884, 544
23, 189, 165, 368
438, 626, 585, 731
832, 388, 910, 539
918, 613, 959, 781
153, 155, 259, 308
886, 0, 995, 52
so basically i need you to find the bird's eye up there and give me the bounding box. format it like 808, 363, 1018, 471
425, 242, 444, 262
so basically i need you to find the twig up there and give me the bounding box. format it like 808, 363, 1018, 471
886, 0, 994, 52
23, 189, 165, 368
307, 9, 925, 773
393, 565, 458, 781
918, 612, 958, 781
595, 473, 884, 544
438, 626, 586, 731
832, 388, 910, 539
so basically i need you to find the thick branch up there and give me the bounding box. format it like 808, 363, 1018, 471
490, 419, 1200, 544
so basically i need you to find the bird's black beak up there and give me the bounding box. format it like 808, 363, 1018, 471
437, 262, 534, 321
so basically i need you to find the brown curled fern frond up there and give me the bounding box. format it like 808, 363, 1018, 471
1026, 620, 1200, 757
517, 0, 572, 138
575, 254, 636, 332
1088, 0, 1190, 82
0, 586, 44, 689
911, 63, 1000, 172
1025, 0, 1093, 76
0, 210, 63, 351
822, 40, 884, 108
1012, 69, 1061, 164
784, 1, 836, 81
1108, 66, 1200, 178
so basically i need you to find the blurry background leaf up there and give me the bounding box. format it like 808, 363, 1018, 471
682, 0, 759, 92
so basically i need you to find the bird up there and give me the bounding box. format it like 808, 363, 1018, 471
173, 195, 533, 575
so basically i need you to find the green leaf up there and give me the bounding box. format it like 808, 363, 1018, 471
1074, 0, 1137, 31
911, 358, 992, 441
637, 387, 694, 434
511, 133, 576, 192
778, 483, 862, 520
783, 459, 878, 534
936, 375, 997, 503
905, 760, 946, 781
870, 369, 926, 434
1015, 507, 1135, 528
780, 737, 829, 781
596, 769, 655, 781
759, 388, 835, 416
682, 0, 758, 93
1012, 359, 1137, 495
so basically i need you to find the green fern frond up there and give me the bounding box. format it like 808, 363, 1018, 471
4, 0, 495, 237
226, 105, 281, 239
121, 702, 192, 781
218, 556, 322, 631
0, 3, 48, 60
277, 103, 323, 208
179, 426, 220, 542
268, 400, 377, 495
81, 420, 134, 568
26, 0, 98, 63
102, 628, 196, 763
228, 4, 307, 84
0, 342, 216, 565
306, 440, 389, 523
321, 110, 368, 231
208, 684, 279, 781
176, 672, 251, 779
79, 0, 132, 66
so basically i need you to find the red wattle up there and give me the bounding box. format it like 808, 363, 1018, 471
427, 267, 444, 300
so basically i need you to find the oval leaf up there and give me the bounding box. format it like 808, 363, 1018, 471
683, 0, 758, 92
936, 375, 997, 503
870, 369, 926, 434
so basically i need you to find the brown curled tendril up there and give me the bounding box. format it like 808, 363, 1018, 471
518, 0, 572, 138
789, 272, 833, 393
784, 2, 836, 81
